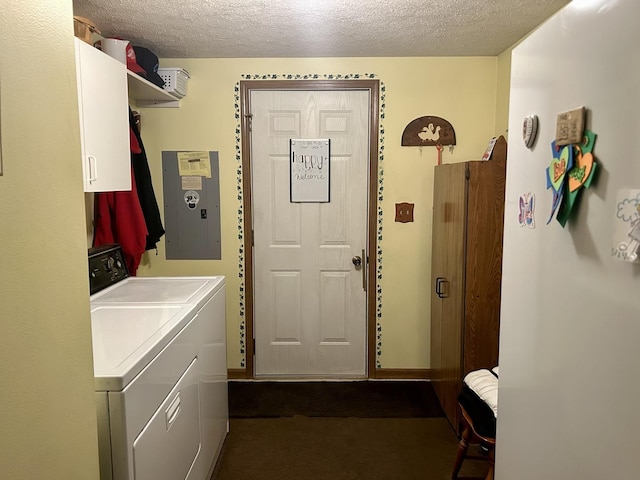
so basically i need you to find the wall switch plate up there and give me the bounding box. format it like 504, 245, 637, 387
395, 202, 414, 223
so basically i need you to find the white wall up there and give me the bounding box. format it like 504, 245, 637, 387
497, 1, 640, 478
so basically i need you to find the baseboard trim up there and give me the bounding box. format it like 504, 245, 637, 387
228, 368, 251, 379
374, 368, 432, 380
228, 368, 433, 380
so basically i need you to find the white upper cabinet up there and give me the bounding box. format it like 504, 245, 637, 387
75, 38, 131, 192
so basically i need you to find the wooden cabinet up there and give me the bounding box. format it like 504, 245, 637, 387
430, 135, 507, 431
75, 38, 130, 192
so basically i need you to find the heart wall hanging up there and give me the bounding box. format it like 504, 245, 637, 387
547, 128, 598, 227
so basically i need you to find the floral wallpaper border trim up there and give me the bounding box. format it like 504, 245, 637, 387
234, 73, 385, 369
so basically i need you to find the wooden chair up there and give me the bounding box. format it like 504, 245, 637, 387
451, 402, 496, 480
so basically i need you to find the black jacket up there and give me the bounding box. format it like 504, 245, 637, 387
129, 108, 165, 251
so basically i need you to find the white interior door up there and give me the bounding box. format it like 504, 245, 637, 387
250, 89, 370, 377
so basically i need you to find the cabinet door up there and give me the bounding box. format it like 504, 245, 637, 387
463, 154, 506, 374
75, 38, 130, 192
431, 162, 468, 429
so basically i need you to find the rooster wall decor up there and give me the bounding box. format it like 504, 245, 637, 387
401, 116, 456, 147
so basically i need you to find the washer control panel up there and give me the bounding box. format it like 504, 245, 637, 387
88, 244, 129, 295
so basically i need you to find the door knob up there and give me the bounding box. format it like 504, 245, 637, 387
352, 256, 362, 267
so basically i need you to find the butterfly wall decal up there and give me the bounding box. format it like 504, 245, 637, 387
519, 193, 535, 229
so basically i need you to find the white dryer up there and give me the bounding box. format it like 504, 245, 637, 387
88, 244, 228, 480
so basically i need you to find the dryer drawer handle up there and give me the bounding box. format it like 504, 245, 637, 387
165, 393, 181, 430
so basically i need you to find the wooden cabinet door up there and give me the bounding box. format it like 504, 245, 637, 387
430, 167, 448, 378
431, 162, 468, 428
75, 38, 130, 192
431, 136, 507, 431
463, 144, 506, 375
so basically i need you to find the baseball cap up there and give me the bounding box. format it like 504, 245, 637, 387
125, 43, 146, 75
132, 46, 165, 88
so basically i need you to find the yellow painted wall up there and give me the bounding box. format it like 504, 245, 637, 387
0, 1, 100, 479
136, 56, 499, 370
496, 47, 513, 137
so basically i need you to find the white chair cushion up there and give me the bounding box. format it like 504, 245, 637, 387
463, 368, 499, 418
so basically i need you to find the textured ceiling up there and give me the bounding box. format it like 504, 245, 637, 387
73, 0, 570, 58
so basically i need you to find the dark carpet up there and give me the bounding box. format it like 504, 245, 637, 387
228, 380, 444, 418
212, 381, 489, 480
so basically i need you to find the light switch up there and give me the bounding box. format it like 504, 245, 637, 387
395, 202, 414, 223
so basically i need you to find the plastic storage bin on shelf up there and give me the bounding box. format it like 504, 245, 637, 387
157, 68, 190, 99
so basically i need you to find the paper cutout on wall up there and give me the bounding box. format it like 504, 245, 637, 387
547, 129, 598, 227
546, 141, 573, 224
401, 116, 456, 147
518, 193, 535, 228
614, 190, 640, 263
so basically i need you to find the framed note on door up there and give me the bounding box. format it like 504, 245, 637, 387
290, 139, 330, 202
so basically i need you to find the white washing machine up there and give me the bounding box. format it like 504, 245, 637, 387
88, 245, 228, 480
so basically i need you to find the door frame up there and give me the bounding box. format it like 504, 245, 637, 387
239, 79, 380, 379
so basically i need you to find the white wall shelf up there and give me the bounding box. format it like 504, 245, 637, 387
127, 71, 180, 108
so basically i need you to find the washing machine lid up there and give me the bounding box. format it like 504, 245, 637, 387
90, 276, 224, 309
90, 303, 195, 391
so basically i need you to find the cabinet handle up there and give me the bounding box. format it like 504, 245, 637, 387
87, 155, 98, 183
435, 277, 449, 298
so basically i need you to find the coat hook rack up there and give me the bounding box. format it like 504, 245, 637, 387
401, 116, 456, 148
